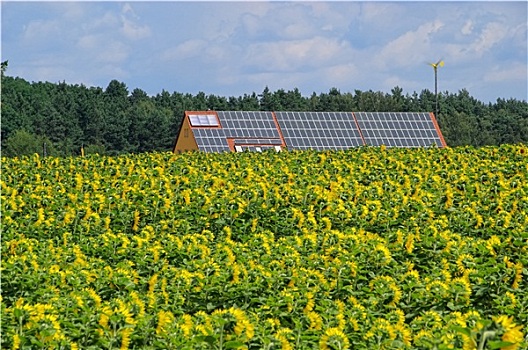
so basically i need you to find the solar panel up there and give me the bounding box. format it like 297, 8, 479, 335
274, 112, 364, 150
234, 138, 283, 145
178, 110, 445, 153
354, 112, 443, 148
189, 114, 220, 127
190, 111, 283, 152
218, 111, 281, 139
193, 128, 231, 153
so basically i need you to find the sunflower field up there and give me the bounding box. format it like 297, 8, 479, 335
1, 145, 527, 349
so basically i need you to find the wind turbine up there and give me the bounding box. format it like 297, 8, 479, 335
428, 59, 444, 118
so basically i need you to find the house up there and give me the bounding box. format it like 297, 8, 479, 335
173, 110, 446, 153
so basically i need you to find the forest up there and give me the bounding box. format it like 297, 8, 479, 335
1, 63, 527, 157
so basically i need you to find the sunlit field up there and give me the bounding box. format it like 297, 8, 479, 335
2, 145, 527, 349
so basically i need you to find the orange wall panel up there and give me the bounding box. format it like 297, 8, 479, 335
173, 116, 199, 153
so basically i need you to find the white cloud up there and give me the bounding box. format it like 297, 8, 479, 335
198, 3, 275, 41
77, 34, 99, 50
121, 17, 151, 40
58, 3, 86, 21
360, 2, 398, 22
444, 19, 523, 65
484, 63, 527, 82
119, 3, 151, 40
376, 20, 444, 69
443, 43, 469, 62
76, 34, 129, 65
3, 1, 526, 103
282, 22, 316, 40
239, 13, 263, 38
82, 11, 119, 32
471, 22, 508, 55
204, 45, 231, 64
382, 75, 422, 93
98, 64, 129, 80
95, 41, 129, 64
22, 20, 60, 41
33, 65, 73, 83
215, 65, 241, 87
461, 20, 474, 35
244, 36, 352, 72
160, 39, 208, 61
235, 2, 346, 41
262, 4, 319, 40
122, 3, 135, 17
245, 70, 311, 93
319, 63, 359, 86
359, 2, 406, 29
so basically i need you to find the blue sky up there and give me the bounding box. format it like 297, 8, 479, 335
1, 1, 527, 103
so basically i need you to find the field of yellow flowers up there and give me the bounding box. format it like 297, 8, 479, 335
2, 145, 527, 349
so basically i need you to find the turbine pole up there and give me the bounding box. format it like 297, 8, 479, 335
434, 65, 438, 119
428, 59, 443, 119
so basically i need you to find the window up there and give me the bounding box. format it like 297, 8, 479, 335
189, 114, 219, 127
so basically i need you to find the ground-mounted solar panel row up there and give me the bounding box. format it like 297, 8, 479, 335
174, 111, 447, 153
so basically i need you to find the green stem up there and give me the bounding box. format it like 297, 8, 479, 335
219, 323, 224, 350
478, 331, 496, 350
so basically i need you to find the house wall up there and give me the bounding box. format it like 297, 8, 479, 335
173, 116, 199, 153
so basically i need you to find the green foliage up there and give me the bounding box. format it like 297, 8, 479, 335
83, 143, 106, 156
1, 74, 527, 157
1, 146, 527, 349
1, 60, 8, 75
2, 129, 58, 157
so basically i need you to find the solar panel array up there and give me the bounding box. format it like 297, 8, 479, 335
191, 111, 283, 152
185, 111, 445, 152
219, 111, 281, 139
275, 112, 364, 150
192, 128, 230, 153
354, 112, 444, 147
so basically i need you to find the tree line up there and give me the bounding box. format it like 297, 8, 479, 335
1, 70, 527, 157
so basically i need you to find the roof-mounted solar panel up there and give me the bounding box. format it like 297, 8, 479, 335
234, 138, 283, 145
174, 110, 446, 153
354, 112, 444, 148
189, 114, 220, 127
218, 111, 281, 139
274, 111, 364, 150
